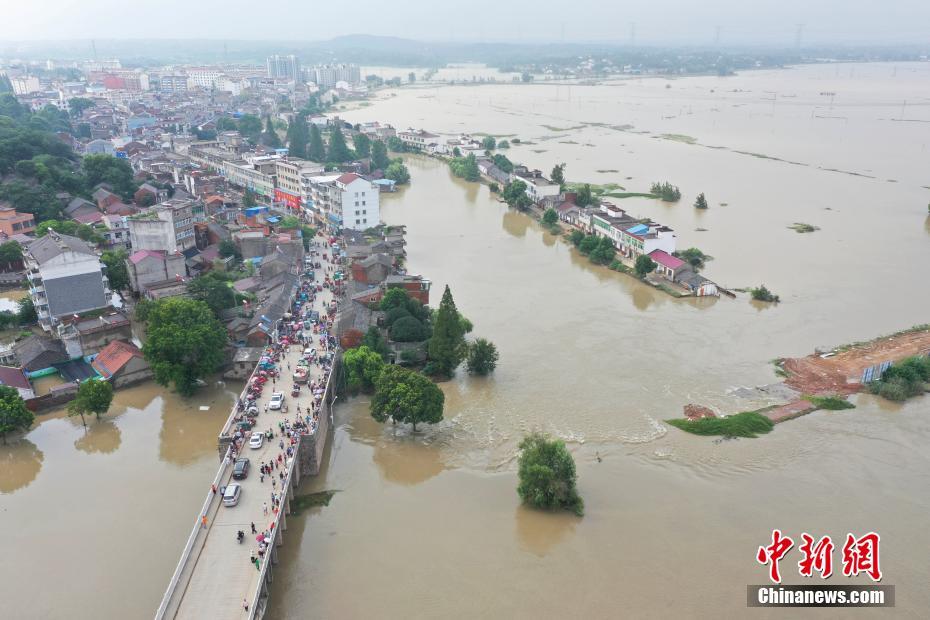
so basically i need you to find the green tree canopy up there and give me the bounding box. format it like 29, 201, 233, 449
0, 385, 33, 442
385, 159, 410, 184
370, 365, 444, 431
650, 181, 681, 202
517, 432, 583, 516
551, 163, 566, 190
390, 315, 430, 342
286, 113, 309, 158
17, 297, 36, 325
67, 379, 114, 428
575, 183, 594, 207
370, 139, 391, 170
326, 126, 354, 162
427, 285, 467, 377
634, 255, 657, 278
68, 97, 95, 118
361, 326, 389, 360
492, 153, 514, 173
449, 153, 480, 182
82, 154, 138, 200
261, 116, 282, 148
100, 249, 129, 291
186, 272, 236, 318
141, 297, 228, 396
353, 133, 371, 158
0, 241, 22, 264
466, 338, 499, 376
481, 136, 497, 150
542, 208, 559, 226
307, 123, 326, 161
343, 345, 386, 394
218, 239, 240, 260
237, 114, 262, 141
501, 180, 531, 209
693, 192, 708, 209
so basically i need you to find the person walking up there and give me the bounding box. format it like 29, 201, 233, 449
251, 522, 257, 534
243, 599, 249, 612
262, 502, 268, 516
211, 484, 217, 495
201, 514, 207, 529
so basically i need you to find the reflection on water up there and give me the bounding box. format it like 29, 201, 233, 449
514, 504, 577, 557
158, 379, 241, 465
73, 418, 121, 454
0, 288, 27, 313
501, 210, 529, 238
0, 438, 43, 494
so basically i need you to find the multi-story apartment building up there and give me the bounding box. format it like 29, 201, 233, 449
127, 199, 196, 253
306, 173, 380, 231
187, 68, 224, 90
158, 75, 188, 94
274, 158, 325, 211
24, 232, 111, 332
266, 55, 301, 81
309, 63, 360, 88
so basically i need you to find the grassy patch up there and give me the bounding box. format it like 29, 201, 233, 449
541, 124, 586, 132
788, 222, 819, 233
558, 140, 579, 144
290, 490, 337, 515
804, 395, 855, 410
604, 191, 658, 199
666, 410, 775, 438
659, 133, 697, 144
596, 169, 619, 173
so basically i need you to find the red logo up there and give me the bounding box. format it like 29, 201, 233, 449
842, 532, 882, 582
758, 531, 882, 583
756, 529, 794, 584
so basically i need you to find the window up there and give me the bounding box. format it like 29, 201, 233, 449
362, 201, 366, 206
355, 201, 359, 207
362, 210, 366, 215
355, 219, 360, 225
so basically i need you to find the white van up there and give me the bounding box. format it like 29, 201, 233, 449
222, 483, 241, 507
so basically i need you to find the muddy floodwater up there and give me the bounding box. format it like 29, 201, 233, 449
0, 379, 241, 619
2, 63, 930, 618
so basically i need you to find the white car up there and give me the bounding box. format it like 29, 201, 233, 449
248, 432, 264, 449
222, 483, 241, 507
303, 348, 316, 358
268, 392, 285, 410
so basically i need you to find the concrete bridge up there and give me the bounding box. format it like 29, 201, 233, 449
156, 243, 342, 619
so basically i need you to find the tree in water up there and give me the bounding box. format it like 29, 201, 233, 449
466, 339, 499, 375
68, 379, 114, 428
370, 365, 444, 431
141, 298, 228, 396
427, 285, 467, 378
634, 255, 657, 278
693, 192, 708, 209
0, 385, 33, 443
352, 133, 371, 158
517, 432, 584, 516
370, 140, 390, 170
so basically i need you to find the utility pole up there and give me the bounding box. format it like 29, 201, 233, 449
794, 23, 804, 50
714, 25, 721, 47
629, 22, 637, 47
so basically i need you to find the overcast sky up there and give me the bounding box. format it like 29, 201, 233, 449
2, 0, 929, 45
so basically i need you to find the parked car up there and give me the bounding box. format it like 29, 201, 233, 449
303, 348, 316, 358
232, 457, 250, 480
268, 392, 285, 410
249, 432, 264, 449
310, 311, 320, 323
223, 483, 241, 507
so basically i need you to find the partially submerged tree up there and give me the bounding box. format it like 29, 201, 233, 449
142, 298, 227, 396
427, 285, 467, 378
370, 365, 444, 431
343, 345, 386, 394
68, 379, 114, 428
634, 255, 657, 278
466, 339, 499, 376
693, 192, 708, 209
517, 432, 584, 516
0, 385, 33, 443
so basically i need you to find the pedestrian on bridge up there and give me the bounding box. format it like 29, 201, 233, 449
243, 599, 249, 612
262, 502, 268, 516
201, 514, 207, 529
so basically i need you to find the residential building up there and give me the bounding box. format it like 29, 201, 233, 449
648, 250, 688, 281
383, 274, 430, 305
100, 214, 131, 249
126, 249, 188, 294
309, 63, 360, 88
266, 55, 301, 81
56, 311, 133, 358
0, 206, 36, 238
397, 129, 443, 152
324, 173, 381, 231
91, 340, 152, 388
157, 75, 188, 94
127, 199, 196, 253
273, 158, 325, 212
14, 335, 68, 372
511, 166, 561, 203
23, 233, 111, 332
0, 366, 35, 400
187, 68, 224, 90
10, 76, 41, 95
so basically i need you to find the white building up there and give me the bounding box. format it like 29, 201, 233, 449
127, 199, 196, 253
11, 76, 42, 95
267, 55, 301, 81
24, 232, 111, 332
511, 167, 561, 203
398, 128, 443, 152
306, 173, 379, 231
187, 68, 224, 90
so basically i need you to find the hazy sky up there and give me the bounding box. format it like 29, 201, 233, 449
2, 0, 929, 45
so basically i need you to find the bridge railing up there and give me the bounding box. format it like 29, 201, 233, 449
154, 444, 233, 620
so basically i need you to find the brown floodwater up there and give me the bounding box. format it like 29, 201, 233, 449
2, 63, 930, 618
266, 65, 930, 618
0, 378, 241, 619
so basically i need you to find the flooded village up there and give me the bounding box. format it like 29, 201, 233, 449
0, 39, 929, 620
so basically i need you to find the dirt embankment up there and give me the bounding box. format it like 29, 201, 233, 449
782, 326, 930, 395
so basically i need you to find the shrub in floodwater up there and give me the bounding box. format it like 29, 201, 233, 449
517, 432, 584, 516
805, 395, 855, 410
666, 411, 774, 438
750, 285, 780, 303
868, 356, 930, 401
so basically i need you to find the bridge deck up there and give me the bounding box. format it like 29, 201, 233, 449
168, 240, 336, 619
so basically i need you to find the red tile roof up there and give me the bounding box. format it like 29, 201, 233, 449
0, 365, 31, 390
129, 249, 164, 264
92, 340, 143, 379
648, 249, 685, 270
335, 173, 360, 185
